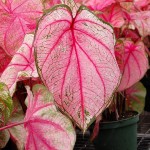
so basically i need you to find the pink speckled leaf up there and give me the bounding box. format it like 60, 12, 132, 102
0, 34, 38, 96
130, 11, 150, 37
0, 47, 11, 76
117, 39, 148, 91
25, 84, 76, 150
0, 0, 43, 56
34, 5, 120, 130
99, 4, 125, 28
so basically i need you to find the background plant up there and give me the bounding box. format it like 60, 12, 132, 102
0, 0, 149, 149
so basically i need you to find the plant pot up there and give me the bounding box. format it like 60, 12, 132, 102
92, 112, 139, 150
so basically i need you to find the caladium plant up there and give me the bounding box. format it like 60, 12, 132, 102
0, 0, 149, 149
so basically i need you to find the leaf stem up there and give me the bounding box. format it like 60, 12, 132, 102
0, 121, 25, 131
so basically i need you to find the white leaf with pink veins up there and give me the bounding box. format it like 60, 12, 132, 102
34, 5, 120, 131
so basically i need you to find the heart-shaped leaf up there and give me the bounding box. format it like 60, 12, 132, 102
0, 82, 13, 127
116, 39, 149, 91
0, 34, 38, 96
24, 84, 76, 150
0, 0, 43, 56
34, 5, 120, 130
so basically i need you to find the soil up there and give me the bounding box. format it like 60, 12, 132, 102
119, 111, 138, 120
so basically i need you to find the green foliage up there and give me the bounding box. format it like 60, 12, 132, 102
0, 82, 13, 127
126, 82, 146, 113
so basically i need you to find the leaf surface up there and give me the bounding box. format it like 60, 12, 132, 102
0, 34, 38, 96
116, 39, 148, 91
34, 5, 120, 130
24, 84, 76, 150
0, 0, 43, 56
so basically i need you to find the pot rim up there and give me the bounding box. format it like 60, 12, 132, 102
99, 111, 139, 129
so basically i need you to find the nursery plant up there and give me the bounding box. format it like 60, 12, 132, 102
0, 0, 149, 149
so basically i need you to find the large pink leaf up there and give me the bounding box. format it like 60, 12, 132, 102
0, 0, 43, 56
34, 5, 120, 130
0, 34, 38, 96
0, 47, 11, 76
25, 84, 76, 150
99, 4, 125, 28
116, 39, 149, 91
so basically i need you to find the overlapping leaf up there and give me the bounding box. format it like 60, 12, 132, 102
0, 0, 43, 56
99, 4, 125, 28
0, 130, 10, 148
0, 82, 13, 127
134, 0, 150, 9
75, 0, 115, 10
126, 82, 146, 113
0, 47, 11, 76
24, 84, 76, 150
116, 39, 149, 91
130, 11, 150, 37
42, 0, 61, 9
0, 34, 38, 96
34, 5, 120, 130
122, 29, 140, 42
8, 97, 26, 150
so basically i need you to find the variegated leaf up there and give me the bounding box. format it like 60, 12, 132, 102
34, 5, 120, 131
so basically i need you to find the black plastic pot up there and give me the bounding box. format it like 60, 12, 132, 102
92, 112, 139, 150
